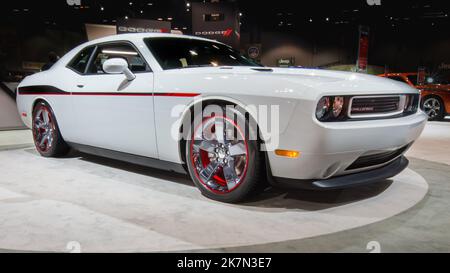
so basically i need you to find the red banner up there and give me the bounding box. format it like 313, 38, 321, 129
418, 67, 426, 85
357, 26, 370, 73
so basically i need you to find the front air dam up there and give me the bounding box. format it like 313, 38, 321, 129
268, 156, 409, 190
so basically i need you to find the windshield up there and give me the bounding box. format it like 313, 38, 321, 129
144, 37, 261, 70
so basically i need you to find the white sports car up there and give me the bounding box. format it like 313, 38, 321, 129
16, 33, 427, 203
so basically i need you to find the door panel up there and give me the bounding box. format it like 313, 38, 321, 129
68, 41, 158, 158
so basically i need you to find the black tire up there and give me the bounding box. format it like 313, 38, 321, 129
185, 106, 263, 203
32, 101, 70, 157
422, 95, 445, 121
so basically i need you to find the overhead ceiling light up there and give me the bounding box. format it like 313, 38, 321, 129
147, 2, 153, 6
239, 12, 243, 17
167, 17, 173, 20
326, 17, 329, 21
140, 10, 143, 14
125, 16, 129, 20
157, 18, 163, 21
309, 18, 313, 22
186, 2, 191, 7
100, 6, 104, 11
129, 2, 133, 6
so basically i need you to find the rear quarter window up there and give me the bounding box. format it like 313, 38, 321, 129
67, 46, 95, 74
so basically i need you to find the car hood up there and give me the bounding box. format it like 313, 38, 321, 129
158, 66, 419, 100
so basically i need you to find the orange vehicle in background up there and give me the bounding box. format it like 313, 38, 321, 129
379, 72, 450, 120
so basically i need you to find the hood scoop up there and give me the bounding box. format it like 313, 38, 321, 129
251, 68, 274, 72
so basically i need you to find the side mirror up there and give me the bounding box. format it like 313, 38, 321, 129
102, 58, 136, 81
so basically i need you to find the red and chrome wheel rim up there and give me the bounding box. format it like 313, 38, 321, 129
191, 116, 249, 194
32, 105, 55, 153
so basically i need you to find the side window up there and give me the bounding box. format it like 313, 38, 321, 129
87, 43, 149, 74
68, 46, 95, 74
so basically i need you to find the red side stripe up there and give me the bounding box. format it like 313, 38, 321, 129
155, 93, 201, 97
20, 92, 200, 97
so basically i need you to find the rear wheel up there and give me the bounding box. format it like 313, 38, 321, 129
422, 96, 445, 121
186, 107, 262, 203
32, 101, 70, 157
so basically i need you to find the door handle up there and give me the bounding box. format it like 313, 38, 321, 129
77, 84, 84, 88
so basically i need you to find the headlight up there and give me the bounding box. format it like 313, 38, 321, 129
404, 94, 420, 114
316, 96, 347, 121
332, 96, 344, 117
316, 97, 331, 120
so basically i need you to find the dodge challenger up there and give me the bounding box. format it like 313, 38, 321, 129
16, 33, 428, 203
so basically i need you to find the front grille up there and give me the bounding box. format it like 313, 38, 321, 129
346, 144, 412, 171
350, 96, 402, 117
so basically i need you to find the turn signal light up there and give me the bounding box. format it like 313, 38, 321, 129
275, 150, 300, 158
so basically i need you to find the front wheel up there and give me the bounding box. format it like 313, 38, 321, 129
422, 96, 445, 121
185, 107, 262, 203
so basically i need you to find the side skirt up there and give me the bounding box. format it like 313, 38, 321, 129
67, 142, 187, 174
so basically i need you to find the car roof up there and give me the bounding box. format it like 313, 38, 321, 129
55, 32, 230, 70
85, 33, 222, 46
